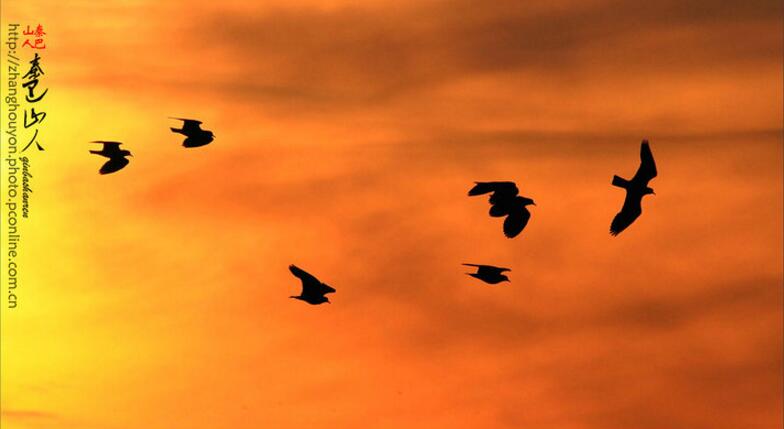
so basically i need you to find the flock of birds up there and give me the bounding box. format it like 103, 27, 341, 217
89, 123, 658, 305
89, 118, 214, 174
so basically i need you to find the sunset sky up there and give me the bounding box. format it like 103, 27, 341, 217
1, 1, 782, 428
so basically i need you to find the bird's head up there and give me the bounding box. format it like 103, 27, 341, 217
645, 187, 655, 196
522, 197, 536, 206
122, 150, 133, 157
500, 275, 511, 283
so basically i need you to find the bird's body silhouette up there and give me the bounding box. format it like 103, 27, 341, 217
289, 265, 335, 305
610, 140, 657, 235
463, 263, 510, 284
89, 141, 132, 174
169, 117, 214, 148
468, 181, 535, 238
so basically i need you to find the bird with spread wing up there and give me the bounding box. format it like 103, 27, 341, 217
169, 117, 215, 148
89, 141, 132, 174
288, 265, 336, 305
610, 140, 658, 236
468, 181, 535, 238
463, 263, 511, 284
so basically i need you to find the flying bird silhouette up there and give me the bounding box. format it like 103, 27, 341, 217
289, 265, 335, 305
610, 140, 658, 236
89, 141, 132, 174
169, 117, 215, 148
463, 263, 511, 284
468, 181, 535, 238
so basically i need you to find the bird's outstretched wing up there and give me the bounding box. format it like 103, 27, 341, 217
169, 117, 202, 124
170, 117, 204, 133
632, 140, 657, 183
183, 134, 214, 148
289, 264, 335, 296
468, 181, 518, 197
462, 263, 510, 272
317, 283, 336, 295
91, 141, 123, 155
610, 193, 643, 236
289, 264, 318, 286
503, 202, 531, 238
99, 157, 129, 174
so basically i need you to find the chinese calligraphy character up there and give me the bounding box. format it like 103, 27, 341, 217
22, 24, 46, 49
23, 24, 46, 37
21, 29, 49, 154
21, 129, 44, 152
22, 53, 48, 102
24, 109, 46, 129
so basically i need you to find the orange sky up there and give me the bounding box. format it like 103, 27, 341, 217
1, 1, 782, 428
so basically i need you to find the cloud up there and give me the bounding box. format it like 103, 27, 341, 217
35, 0, 781, 136
193, 0, 781, 104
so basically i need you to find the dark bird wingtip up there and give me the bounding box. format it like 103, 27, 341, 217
169, 116, 200, 123
467, 181, 493, 196
503, 226, 522, 238
168, 116, 186, 120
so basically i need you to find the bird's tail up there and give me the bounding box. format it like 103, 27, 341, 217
612, 175, 630, 189
89, 150, 102, 155
170, 127, 183, 134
